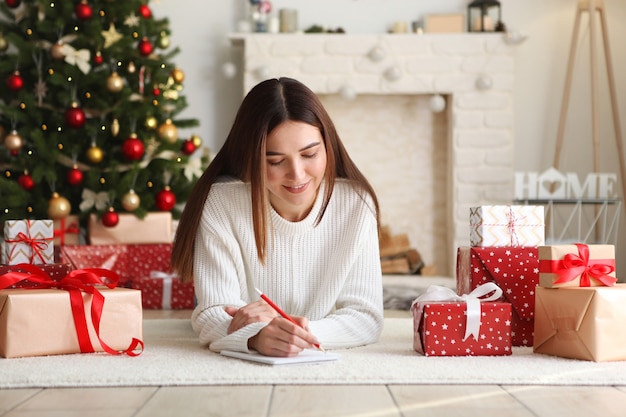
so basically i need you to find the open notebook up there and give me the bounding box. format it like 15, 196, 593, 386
221, 349, 341, 365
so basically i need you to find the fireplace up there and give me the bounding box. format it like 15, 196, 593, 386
231, 33, 517, 276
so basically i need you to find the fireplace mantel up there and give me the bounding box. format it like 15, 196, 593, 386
230, 33, 517, 275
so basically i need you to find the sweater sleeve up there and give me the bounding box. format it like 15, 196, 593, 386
306, 203, 385, 349
189, 181, 263, 353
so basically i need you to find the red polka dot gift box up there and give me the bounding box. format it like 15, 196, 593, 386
411, 283, 512, 357
130, 271, 194, 310
456, 246, 538, 347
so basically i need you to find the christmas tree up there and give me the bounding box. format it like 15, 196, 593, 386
0, 0, 205, 229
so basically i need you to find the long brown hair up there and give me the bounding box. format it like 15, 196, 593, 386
171, 77, 380, 282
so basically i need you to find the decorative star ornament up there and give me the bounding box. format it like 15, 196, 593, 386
124, 12, 140, 27
33, 79, 48, 105
101, 23, 123, 48
61, 44, 91, 74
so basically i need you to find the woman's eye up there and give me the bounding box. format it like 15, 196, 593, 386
303, 152, 318, 159
268, 159, 284, 166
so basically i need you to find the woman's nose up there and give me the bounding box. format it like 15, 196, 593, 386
286, 159, 304, 180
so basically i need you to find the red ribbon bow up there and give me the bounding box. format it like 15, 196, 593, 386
53, 218, 80, 246
0, 264, 144, 356
551, 243, 617, 287
5, 220, 52, 263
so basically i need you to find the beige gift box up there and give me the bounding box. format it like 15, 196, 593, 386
533, 285, 626, 362
0, 287, 143, 358
469, 205, 545, 247
88, 212, 173, 245
538, 244, 616, 288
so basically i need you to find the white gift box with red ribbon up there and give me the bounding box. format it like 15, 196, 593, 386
470, 205, 545, 247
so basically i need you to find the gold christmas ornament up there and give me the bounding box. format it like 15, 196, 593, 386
86, 145, 104, 163
111, 118, 120, 136
106, 72, 124, 93
0, 33, 8, 52
171, 68, 185, 84
127, 61, 136, 74
50, 42, 65, 60
144, 116, 158, 130
4, 130, 23, 151
190, 134, 202, 148
121, 189, 141, 211
157, 119, 178, 144
48, 192, 72, 220
157, 33, 170, 49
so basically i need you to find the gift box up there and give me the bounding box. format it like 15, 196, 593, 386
0, 263, 73, 286
456, 246, 539, 346
0, 267, 143, 358
538, 243, 616, 288
88, 212, 173, 245
411, 284, 512, 356
58, 243, 172, 287
469, 205, 545, 247
534, 284, 626, 361
53, 215, 81, 246
2, 219, 54, 265
131, 271, 194, 309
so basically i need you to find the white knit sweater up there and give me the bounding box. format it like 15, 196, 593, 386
190, 177, 384, 353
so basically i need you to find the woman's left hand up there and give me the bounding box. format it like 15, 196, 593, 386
225, 300, 278, 334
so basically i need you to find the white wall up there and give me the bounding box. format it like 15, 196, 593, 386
153, 0, 626, 270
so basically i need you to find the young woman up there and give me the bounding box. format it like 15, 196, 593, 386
171, 77, 383, 357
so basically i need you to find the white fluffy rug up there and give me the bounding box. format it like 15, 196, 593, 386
2, 318, 626, 388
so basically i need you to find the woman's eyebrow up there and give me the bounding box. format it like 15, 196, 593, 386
266, 141, 321, 156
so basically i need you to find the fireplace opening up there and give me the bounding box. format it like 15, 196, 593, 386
319, 94, 451, 276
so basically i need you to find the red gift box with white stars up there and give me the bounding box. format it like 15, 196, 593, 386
131, 273, 194, 309
58, 244, 173, 288
456, 246, 539, 346
412, 301, 512, 356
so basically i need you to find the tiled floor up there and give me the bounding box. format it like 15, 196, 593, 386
2, 308, 626, 417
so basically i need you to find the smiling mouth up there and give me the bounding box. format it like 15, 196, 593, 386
284, 181, 310, 193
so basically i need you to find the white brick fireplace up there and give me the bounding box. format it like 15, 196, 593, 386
231, 33, 517, 276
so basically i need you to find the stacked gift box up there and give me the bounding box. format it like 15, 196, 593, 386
0, 219, 144, 358
533, 243, 626, 362
456, 205, 545, 347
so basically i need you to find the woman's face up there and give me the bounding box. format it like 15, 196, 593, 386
265, 120, 327, 222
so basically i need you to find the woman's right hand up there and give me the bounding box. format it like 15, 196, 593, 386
247, 316, 320, 357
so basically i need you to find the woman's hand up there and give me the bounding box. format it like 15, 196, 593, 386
224, 300, 278, 334
247, 316, 320, 357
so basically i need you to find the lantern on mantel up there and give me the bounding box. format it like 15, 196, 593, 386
467, 0, 501, 32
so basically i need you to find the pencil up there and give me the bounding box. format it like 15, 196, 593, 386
255, 288, 326, 352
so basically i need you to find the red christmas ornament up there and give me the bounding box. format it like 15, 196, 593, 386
17, 173, 35, 191
181, 139, 196, 155
155, 186, 176, 211
4, 0, 21, 8
121, 134, 145, 160
93, 51, 104, 65
65, 103, 86, 128
102, 208, 120, 227
152, 86, 161, 96
138, 4, 152, 18
138, 38, 154, 56
67, 166, 84, 186
6, 71, 24, 92
75, 0, 93, 20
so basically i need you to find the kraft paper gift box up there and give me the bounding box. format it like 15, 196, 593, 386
469, 205, 545, 247
534, 284, 626, 362
131, 271, 194, 309
53, 215, 81, 246
88, 212, 173, 245
538, 243, 617, 288
411, 283, 512, 356
0, 268, 143, 358
2, 219, 54, 265
457, 246, 538, 346
58, 243, 172, 287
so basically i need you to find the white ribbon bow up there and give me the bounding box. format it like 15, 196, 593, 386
149, 271, 178, 310
79, 189, 109, 212
411, 283, 503, 341
61, 44, 91, 74
183, 157, 204, 182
